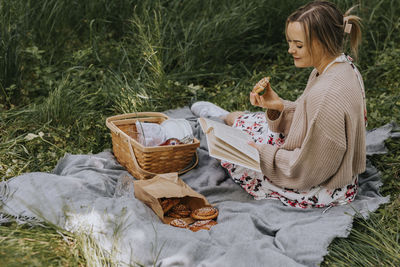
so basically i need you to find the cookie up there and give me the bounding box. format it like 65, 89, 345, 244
170, 203, 191, 217
169, 219, 188, 229
160, 198, 180, 214
252, 76, 270, 94
167, 210, 184, 218
191, 207, 219, 220
189, 219, 218, 232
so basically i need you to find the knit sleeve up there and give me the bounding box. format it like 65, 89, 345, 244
266, 69, 318, 135
258, 107, 347, 191
265, 99, 296, 135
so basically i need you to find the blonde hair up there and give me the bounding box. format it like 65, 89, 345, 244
286, 1, 362, 59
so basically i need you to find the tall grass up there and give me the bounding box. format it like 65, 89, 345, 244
0, 1, 23, 106
4, 0, 398, 112
1, 0, 312, 109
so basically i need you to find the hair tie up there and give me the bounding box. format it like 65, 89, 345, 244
343, 16, 352, 34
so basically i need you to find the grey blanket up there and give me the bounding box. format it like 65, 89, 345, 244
0, 107, 397, 267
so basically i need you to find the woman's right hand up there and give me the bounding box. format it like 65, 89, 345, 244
250, 77, 284, 112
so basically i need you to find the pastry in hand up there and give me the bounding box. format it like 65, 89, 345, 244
252, 76, 270, 94
189, 219, 218, 232
169, 218, 189, 229
191, 207, 219, 220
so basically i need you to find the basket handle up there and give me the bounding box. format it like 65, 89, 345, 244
106, 112, 169, 136
127, 138, 198, 178
105, 117, 122, 136
127, 138, 155, 178
108, 112, 169, 120
177, 151, 198, 175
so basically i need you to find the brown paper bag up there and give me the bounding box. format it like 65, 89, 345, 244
134, 172, 211, 224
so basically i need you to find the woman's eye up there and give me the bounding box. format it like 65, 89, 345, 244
297, 45, 303, 49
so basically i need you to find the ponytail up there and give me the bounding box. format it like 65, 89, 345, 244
344, 6, 362, 59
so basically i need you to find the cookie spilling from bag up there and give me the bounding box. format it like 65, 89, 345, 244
159, 197, 219, 231
134, 173, 219, 231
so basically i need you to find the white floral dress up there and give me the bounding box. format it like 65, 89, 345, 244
221, 112, 358, 209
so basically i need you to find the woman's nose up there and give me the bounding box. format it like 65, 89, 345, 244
288, 46, 295, 54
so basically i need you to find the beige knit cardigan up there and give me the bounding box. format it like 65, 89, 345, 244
258, 62, 366, 190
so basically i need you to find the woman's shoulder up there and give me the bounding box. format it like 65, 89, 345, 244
306, 64, 355, 86
308, 64, 362, 104
327, 62, 361, 83
313, 63, 362, 94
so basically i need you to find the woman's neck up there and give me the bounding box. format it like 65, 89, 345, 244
315, 55, 337, 75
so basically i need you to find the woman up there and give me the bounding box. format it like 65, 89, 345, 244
193, 1, 366, 208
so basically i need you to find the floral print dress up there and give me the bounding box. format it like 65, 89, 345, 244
221, 112, 358, 209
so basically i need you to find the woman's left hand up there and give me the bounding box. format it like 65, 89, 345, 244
250, 78, 284, 112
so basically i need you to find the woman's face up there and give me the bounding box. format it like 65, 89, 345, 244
286, 22, 314, 68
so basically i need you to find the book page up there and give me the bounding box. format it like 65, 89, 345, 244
198, 118, 261, 171
213, 140, 260, 171
201, 118, 260, 162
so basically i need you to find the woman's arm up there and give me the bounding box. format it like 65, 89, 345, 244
265, 99, 297, 135
257, 105, 347, 190
250, 77, 298, 135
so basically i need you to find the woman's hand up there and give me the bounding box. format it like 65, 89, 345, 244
250, 77, 284, 112
248, 141, 262, 150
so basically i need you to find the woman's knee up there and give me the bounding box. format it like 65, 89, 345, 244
224, 111, 245, 126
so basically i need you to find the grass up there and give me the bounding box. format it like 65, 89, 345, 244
0, 222, 86, 266
1, 0, 400, 265
323, 138, 400, 266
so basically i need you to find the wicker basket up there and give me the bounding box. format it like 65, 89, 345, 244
106, 112, 200, 179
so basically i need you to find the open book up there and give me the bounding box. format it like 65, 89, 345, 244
198, 117, 261, 172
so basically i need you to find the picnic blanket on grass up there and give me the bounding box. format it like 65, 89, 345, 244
1, 107, 398, 267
